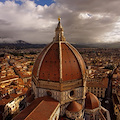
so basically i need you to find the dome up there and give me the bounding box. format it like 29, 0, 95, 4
85, 92, 99, 109
66, 101, 82, 112
32, 18, 86, 91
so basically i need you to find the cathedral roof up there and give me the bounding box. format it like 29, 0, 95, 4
13, 96, 59, 120
66, 101, 82, 112
85, 92, 99, 109
32, 18, 86, 91
25, 100, 59, 120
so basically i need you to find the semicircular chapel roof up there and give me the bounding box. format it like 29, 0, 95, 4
66, 101, 82, 112
85, 92, 99, 109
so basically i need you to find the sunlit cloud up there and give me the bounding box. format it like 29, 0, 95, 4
0, 0, 120, 44
101, 18, 120, 43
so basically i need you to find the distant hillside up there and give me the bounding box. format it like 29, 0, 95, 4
15, 40, 30, 44
0, 40, 120, 49
105, 42, 120, 48
95, 42, 120, 48
73, 42, 120, 48
0, 40, 46, 49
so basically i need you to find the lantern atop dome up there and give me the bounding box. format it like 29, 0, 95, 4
54, 17, 66, 41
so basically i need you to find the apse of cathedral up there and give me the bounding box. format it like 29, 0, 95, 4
13, 18, 111, 120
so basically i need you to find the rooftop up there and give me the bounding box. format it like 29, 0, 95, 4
13, 96, 59, 120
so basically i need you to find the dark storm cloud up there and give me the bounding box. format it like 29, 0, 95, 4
53, 0, 120, 43
55, 0, 120, 15
0, 19, 10, 26
0, 0, 120, 43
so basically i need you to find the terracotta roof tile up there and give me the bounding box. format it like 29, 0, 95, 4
13, 96, 59, 120
85, 92, 99, 109
32, 42, 86, 83
66, 101, 82, 112
86, 78, 108, 88
25, 100, 59, 120
0, 97, 14, 105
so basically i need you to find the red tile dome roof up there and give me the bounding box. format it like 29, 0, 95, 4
85, 92, 99, 109
33, 42, 86, 82
66, 101, 82, 112
32, 19, 86, 90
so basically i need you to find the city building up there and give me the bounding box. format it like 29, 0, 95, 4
87, 77, 109, 98
0, 69, 28, 119
112, 66, 120, 120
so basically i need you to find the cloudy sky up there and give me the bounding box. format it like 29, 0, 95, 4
0, 0, 120, 44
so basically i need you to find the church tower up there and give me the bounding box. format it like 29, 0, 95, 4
32, 18, 87, 118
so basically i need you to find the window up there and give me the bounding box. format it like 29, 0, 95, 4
70, 90, 74, 97
47, 91, 52, 96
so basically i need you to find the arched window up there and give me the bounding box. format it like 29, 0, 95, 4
70, 90, 74, 97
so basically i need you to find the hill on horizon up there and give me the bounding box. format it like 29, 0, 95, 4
0, 40, 120, 49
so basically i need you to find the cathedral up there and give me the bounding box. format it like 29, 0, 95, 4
14, 18, 111, 120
